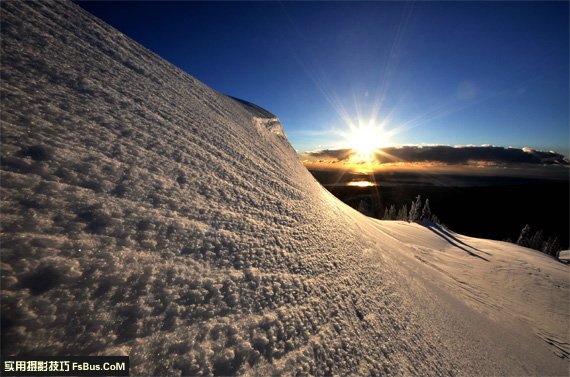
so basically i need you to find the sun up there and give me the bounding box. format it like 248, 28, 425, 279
342, 118, 390, 164
348, 126, 379, 156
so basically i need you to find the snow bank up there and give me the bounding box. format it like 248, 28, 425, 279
559, 250, 570, 263
1, 1, 568, 376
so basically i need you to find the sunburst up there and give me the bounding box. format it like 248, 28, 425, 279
340, 118, 391, 165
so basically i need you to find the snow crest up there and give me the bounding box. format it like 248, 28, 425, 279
254, 117, 286, 138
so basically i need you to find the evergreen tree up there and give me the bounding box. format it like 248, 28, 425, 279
529, 229, 544, 251
397, 204, 408, 221
421, 199, 432, 221
408, 195, 422, 223
544, 236, 561, 257
550, 237, 561, 257
542, 236, 553, 255
407, 202, 415, 222
385, 204, 396, 220
517, 224, 532, 247
430, 214, 440, 225
357, 200, 370, 216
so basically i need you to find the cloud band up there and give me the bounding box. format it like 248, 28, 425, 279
303, 145, 569, 165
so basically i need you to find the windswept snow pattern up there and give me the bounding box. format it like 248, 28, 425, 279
1, 2, 568, 376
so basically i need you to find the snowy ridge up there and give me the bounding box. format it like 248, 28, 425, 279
1, 1, 568, 376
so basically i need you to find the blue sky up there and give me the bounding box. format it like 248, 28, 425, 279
79, 1, 569, 156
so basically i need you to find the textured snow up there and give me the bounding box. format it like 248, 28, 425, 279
1, 1, 568, 376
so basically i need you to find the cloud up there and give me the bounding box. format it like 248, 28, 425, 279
303, 145, 569, 166
305, 149, 353, 162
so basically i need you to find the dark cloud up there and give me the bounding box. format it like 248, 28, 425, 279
306, 148, 353, 162
304, 146, 569, 166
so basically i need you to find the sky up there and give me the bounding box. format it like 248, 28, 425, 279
78, 1, 569, 158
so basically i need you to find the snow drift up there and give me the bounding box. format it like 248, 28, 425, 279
1, 1, 568, 375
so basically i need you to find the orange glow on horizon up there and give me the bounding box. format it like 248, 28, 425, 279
302, 159, 483, 173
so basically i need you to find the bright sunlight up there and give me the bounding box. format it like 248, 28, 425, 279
341, 118, 391, 164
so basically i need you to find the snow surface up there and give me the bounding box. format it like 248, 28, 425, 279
1, 1, 568, 376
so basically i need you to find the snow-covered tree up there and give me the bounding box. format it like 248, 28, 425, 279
397, 204, 408, 221
529, 229, 544, 251
549, 237, 561, 256
384, 204, 397, 220
542, 236, 561, 256
542, 236, 552, 254
408, 195, 422, 223
430, 214, 440, 225
407, 198, 416, 222
357, 200, 371, 216
421, 199, 432, 221
517, 224, 532, 247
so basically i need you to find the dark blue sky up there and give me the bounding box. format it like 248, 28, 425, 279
78, 1, 569, 156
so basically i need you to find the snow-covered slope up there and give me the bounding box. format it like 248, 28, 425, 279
1, 1, 568, 375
